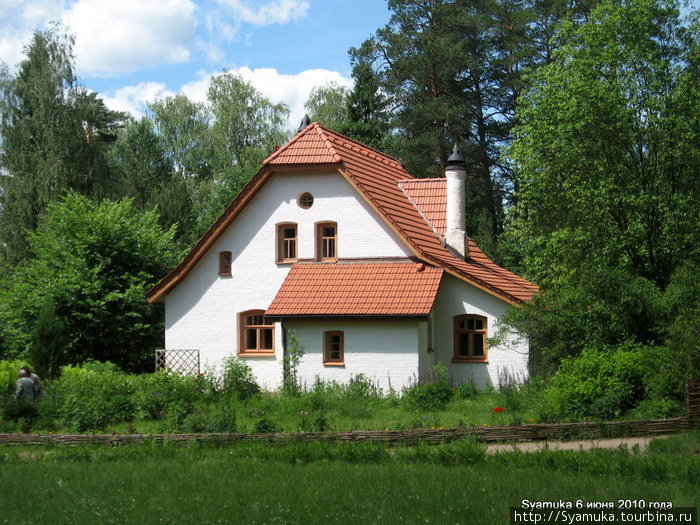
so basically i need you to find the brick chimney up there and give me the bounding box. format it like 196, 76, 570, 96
445, 143, 468, 258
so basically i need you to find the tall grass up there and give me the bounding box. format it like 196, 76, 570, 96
0, 433, 697, 524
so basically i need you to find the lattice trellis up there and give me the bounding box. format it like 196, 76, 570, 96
155, 349, 200, 376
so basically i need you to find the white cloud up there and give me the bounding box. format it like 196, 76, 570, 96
63, 0, 197, 77
0, 0, 197, 76
179, 67, 352, 129
101, 81, 175, 117
216, 0, 309, 27
0, 0, 67, 68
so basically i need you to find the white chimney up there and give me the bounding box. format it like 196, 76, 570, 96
445, 143, 468, 258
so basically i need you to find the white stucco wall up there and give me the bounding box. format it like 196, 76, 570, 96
285, 320, 421, 391
164, 170, 413, 389
431, 274, 529, 389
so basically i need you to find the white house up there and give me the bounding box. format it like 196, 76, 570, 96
146, 121, 538, 390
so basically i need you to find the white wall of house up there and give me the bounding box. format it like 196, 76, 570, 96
164, 170, 413, 389
430, 274, 529, 389
285, 319, 422, 392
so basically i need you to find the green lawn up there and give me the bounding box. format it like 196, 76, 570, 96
0, 433, 697, 524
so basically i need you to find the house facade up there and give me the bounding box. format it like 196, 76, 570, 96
146, 122, 538, 390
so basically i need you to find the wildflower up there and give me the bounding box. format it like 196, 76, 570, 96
494, 406, 504, 413
438, 426, 444, 430
529, 418, 535, 422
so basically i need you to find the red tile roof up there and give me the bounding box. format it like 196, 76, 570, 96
266, 262, 443, 317
399, 178, 447, 236
146, 122, 538, 305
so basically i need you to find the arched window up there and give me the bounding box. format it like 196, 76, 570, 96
239, 310, 274, 355
453, 314, 487, 362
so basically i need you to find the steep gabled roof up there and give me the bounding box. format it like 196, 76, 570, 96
399, 178, 447, 236
266, 262, 443, 317
146, 122, 537, 304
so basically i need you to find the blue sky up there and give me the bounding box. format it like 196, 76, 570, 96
0, 0, 392, 129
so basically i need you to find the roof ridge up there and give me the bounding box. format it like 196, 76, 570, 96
314, 123, 343, 164
316, 123, 409, 174
398, 177, 445, 184
398, 182, 443, 239
262, 125, 310, 165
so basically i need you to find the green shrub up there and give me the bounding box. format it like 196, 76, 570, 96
543, 343, 647, 421
402, 363, 453, 411
221, 357, 260, 400
454, 382, 479, 400
134, 372, 201, 420
0, 360, 31, 398
53, 362, 137, 431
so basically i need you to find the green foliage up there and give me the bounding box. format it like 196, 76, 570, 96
109, 117, 171, 210
221, 356, 261, 400
133, 372, 202, 421
454, 382, 479, 400
180, 399, 238, 433
282, 330, 305, 396
304, 83, 350, 129
504, 0, 700, 368
29, 298, 66, 379
402, 363, 453, 411
0, 193, 180, 370
542, 344, 648, 421
54, 363, 137, 431
0, 360, 30, 398
0, 26, 124, 263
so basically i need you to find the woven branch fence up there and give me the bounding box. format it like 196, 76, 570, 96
1, 379, 698, 448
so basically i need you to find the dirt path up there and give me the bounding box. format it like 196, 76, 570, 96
485, 434, 671, 454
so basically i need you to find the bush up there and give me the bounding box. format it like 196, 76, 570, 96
543, 343, 647, 421
134, 372, 202, 420
221, 357, 260, 400
0, 360, 31, 398
53, 362, 137, 431
402, 363, 453, 411
454, 382, 479, 400
180, 401, 238, 433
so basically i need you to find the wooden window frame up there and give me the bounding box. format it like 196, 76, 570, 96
297, 192, 314, 209
276, 222, 298, 263
315, 221, 338, 262
238, 310, 275, 356
323, 331, 344, 366
452, 314, 488, 363
219, 251, 232, 276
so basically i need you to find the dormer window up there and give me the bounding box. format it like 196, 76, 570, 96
219, 251, 232, 276
316, 221, 337, 262
277, 223, 298, 263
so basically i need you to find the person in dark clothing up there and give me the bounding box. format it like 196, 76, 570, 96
14, 369, 36, 403
19, 366, 43, 400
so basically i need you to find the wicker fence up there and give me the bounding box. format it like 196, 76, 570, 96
1, 379, 698, 448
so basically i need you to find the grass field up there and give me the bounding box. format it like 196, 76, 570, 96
0, 433, 697, 524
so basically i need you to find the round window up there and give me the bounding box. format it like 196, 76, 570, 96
298, 192, 314, 209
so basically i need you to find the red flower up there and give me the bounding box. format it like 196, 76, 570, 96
494, 406, 504, 413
